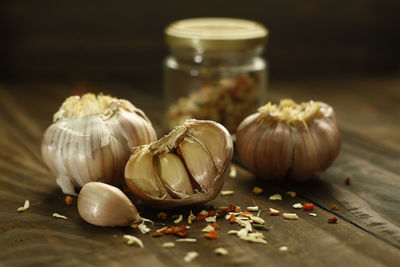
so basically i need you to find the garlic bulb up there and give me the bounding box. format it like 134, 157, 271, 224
236, 99, 341, 181
41, 93, 157, 195
78, 182, 145, 227
124, 119, 233, 209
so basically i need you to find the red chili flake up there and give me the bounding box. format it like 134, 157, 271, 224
331, 204, 339, 210
216, 209, 227, 217
161, 225, 188, 237
239, 212, 253, 218
227, 204, 237, 213
303, 203, 314, 211
345, 177, 351, 185
252, 186, 263, 195
152, 232, 164, 237
204, 230, 218, 240
328, 217, 338, 224
229, 214, 236, 224
65, 196, 73, 205
198, 213, 208, 221
269, 210, 279, 216
208, 210, 216, 217
210, 223, 220, 230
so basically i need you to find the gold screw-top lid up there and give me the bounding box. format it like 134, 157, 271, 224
165, 17, 268, 51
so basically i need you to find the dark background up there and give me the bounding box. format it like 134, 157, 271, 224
1, 0, 399, 88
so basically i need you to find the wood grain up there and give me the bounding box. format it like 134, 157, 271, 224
0, 79, 399, 266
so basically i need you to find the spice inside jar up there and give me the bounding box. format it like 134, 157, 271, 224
163, 17, 268, 133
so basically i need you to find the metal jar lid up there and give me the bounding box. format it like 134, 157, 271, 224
165, 17, 268, 51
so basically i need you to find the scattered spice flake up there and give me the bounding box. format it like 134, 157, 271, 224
198, 210, 209, 220
227, 230, 238, 235
157, 212, 167, 220
205, 216, 217, 223
214, 247, 229, 256
309, 213, 317, 217
162, 242, 175, 248
208, 210, 216, 216
229, 165, 237, 178
252, 186, 263, 195
156, 227, 167, 233
138, 222, 151, 234
283, 213, 298, 220
229, 214, 236, 224
286, 191, 296, 198
328, 217, 338, 224
279, 246, 288, 252
204, 230, 218, 240
188, 210, 196, 224
331, 204, 339, 210
221, 190, 235, 196
251, 216, 265, 224
176, 238, 197, 243
269, 194, 282, 201
345, 177, 351, 185
236, 218, 253, 232
130, 224, 139, 229
174, 214, 183, 224
237, 229, 267, 244
253, 224, 269, 231
160, 225, 187, 237
247, 206, 259, 211
269, 208, 280, 216
65, 196, 73, 206
52, 213, 68, 219
303, 203, 314, 211
184, 251, 199, 263
239, 212, 253, 218
210, 223, 220, 230
123, 235, 144, 248
202, 225, 215, 232
17, 200, 30, 212
152, 232, 163, 237
292, 203, 303, 209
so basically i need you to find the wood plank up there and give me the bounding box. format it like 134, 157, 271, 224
0, 81, 399, 266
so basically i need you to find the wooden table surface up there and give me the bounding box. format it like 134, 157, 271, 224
0, 77, 399, 266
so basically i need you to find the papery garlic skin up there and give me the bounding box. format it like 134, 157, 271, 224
236, 99, 341, 181
41, 93, 157, 195
125, 119, 233, 209
78, 182, 142, 227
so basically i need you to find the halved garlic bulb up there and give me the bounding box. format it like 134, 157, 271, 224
41, 93, 157, 195
236, 99, 341, 181
78, 182, 144, 227
124, 119, 233, 209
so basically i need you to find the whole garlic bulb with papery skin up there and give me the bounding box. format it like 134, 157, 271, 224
124, 119, 233, 209
236, 99, 341, 181
41, 93, 157, 195
78, 182, 146, 227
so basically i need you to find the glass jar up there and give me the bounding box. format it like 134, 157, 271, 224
163, 18, 268, 133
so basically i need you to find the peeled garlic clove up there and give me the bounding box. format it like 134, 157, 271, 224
41, 93, 157, 195
124, 148, 171, 200
236, 99, 341, 181
125, 119, 233, 209
178, 136, 217, 191
158, 153, 194, 198
78, 182, 142, 227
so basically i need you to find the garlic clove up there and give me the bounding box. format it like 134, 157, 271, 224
187, 120, 233, 170
78, 182, 142, 227
290, 128, 320, 181
125, 148, 171, 200
255, 123, 293, 179
157, 152, 194, 198
178, 136, 217, 191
